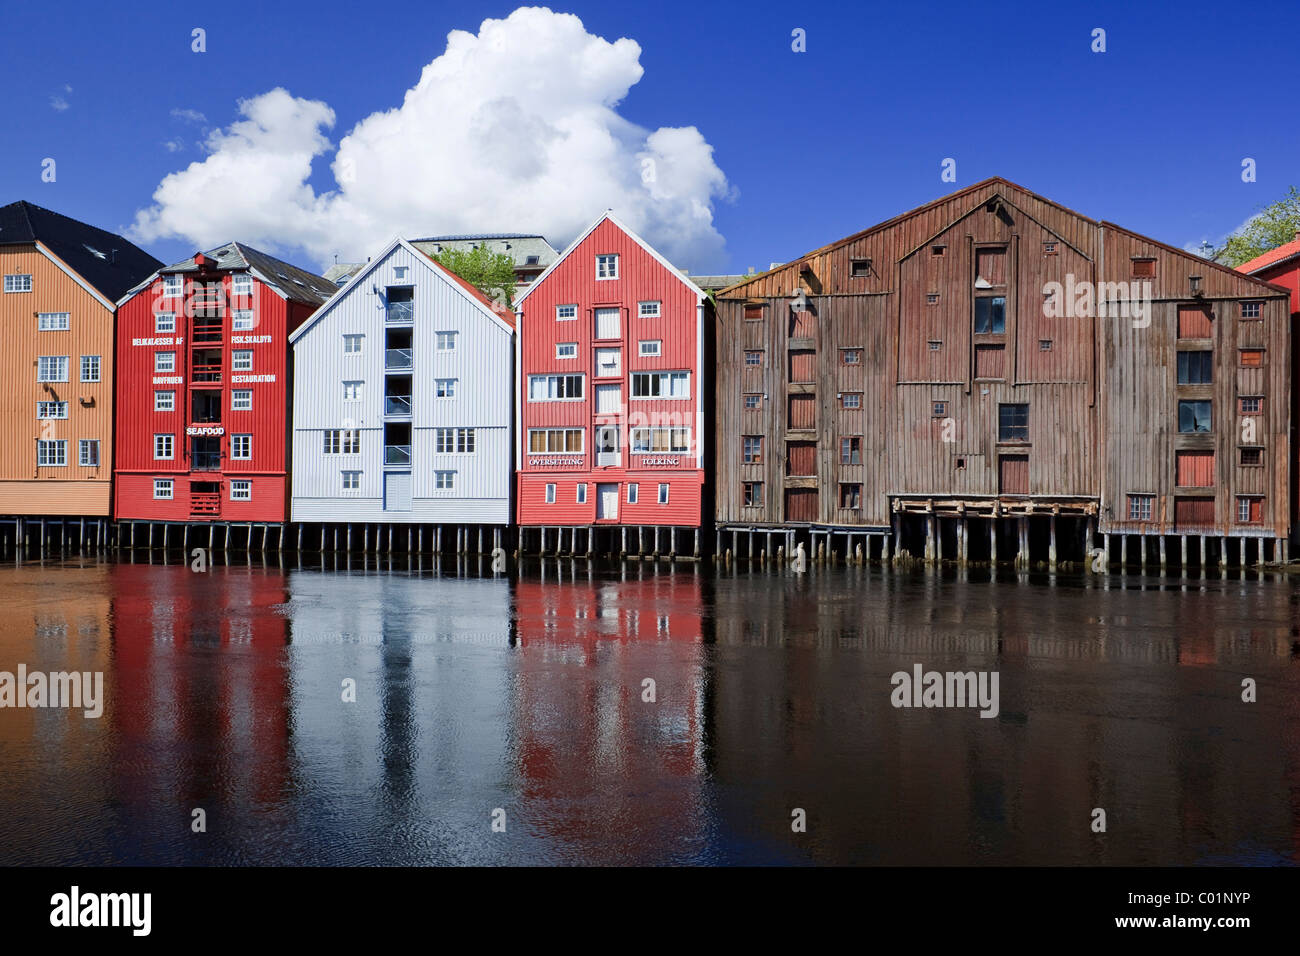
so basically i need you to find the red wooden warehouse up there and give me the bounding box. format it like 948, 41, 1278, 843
515, 213, 712, 555
114, 243, 334, 532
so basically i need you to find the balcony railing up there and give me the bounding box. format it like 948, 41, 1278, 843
192, 364, 222, 384
386, 300, 414, 324
385, 395, 413, 417
384, 444, 411, 466
385, 348, 413, 370
192, 321, 223, 344
190, 492, 221, 517
192, 452, 221, 471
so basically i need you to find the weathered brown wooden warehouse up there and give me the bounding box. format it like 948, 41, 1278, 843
715, 178, 1290, 570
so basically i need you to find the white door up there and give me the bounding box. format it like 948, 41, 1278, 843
384, 472, 412, 511
595, 347, 621, 377
595, 384, 622, 415
596, 425, 620, 467
597, 483, 619, 519
594, 307, 620, 340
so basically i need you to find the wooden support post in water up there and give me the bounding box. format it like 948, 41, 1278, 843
1199, 535, 1206, 574
1119, 534, 1127, 571
1017, 517, 1028, 569
1048, 517, 1056, 571
1180, 535, 1188, 571
924, 517, 935, 564
1158, 535, 1166, 573
958, 518, 968, 567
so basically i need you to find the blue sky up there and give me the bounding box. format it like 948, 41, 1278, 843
2, 0, 1297, 275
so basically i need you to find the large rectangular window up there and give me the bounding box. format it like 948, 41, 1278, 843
154, 434, 174, 459
37, 440, 66, 466
4, 274, 33, 293
38, 355, 69, 382
742, 436, 763, 464
36, 401, 68, 419
528, 374, 584, 400
631, 427, 690, 453
529, 429, 584, 453
323, 429, 360, 454
998, 403, 1029, 442
1178, 400, 1211, 432
631, 371, 689, 399
435, 428, 477, 453
79, 439, 100, 467
840, 437, 862, 465
1128, 494, 1154, 521
38, 312, 70, 331
230, 434, 252, 459
81, 355, 101, 382
1176, 351, 1212, 384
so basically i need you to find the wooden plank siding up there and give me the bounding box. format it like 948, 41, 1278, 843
715, 177, 1290, 540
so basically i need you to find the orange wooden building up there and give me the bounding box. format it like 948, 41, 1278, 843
0, 201, 160, 520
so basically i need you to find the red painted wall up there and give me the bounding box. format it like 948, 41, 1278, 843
115, 268, 300, 522
517, 217, 705, 527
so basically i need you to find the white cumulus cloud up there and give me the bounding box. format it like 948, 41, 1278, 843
130, 6, 733, 271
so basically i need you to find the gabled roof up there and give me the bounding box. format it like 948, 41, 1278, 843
1236, 236, 1300, 275
288, 237, 515, 344
514, 211, 706, 307
160, 241, 336, 305
0, 200, 162, 302
1100, 221, 1289, 295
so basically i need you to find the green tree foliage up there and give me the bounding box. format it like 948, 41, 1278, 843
1214, 186, 1300, 267
432, 246, 517, 306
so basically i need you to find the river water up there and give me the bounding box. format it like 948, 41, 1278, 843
0, 555, 1297, 866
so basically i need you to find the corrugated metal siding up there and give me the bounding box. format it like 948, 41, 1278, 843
517, 217, 705, 526
0, 246, 113, 513
290, 243, 513, 524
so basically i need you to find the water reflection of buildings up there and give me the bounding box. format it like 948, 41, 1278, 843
512, 567, 711, 864
707, 567, 1299, 865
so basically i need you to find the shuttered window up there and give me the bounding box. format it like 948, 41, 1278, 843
1175, 450, 1214, 486
1177, 305, 1212, 338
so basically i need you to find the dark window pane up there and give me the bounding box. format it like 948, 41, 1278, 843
1178, 400, 1211, 432
975, 296, 1006, 334
998, 403, 1028, 441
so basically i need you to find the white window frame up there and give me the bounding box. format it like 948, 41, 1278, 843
638, 301, 661, 318
232, 350, 253, 371
527, 428, 584, 454
658, 483, 670, 504
576, 484, 587, 504
232, 310, 255, 331
528, 374, 584, 401
545, 483, 556, 504
153, 478, 174, 499
556, 304, 578, 321
79, 439, 100, 467
4, 274, 33, 293
81, 355, 101, 382
435, 470, 455, 490
556, 342, 578, 359
162, 275, 183, 298
627, 483, 639, 504
232, 390, 252, 410
342, 381, 362, 401
231, 273, 254, 299
436, 331, 457, 351
631, 427, 690, 454
343, 334, 364, 354
37, 439, 67, 467
38, 312, 70, 331
230, 434, 252, 459
638, 340, 662, 357
154, 352, 176, 373
154, 434, 174, 460
154, 312, 176, 333
155, 390, 175, 412
36, 401, 68, 419
229, 479, 251, 501
596, 254, 619, 280
38, 355, 69, 382
341, 470, 361, 490
631, 370, 690, 400
435, 378, 456, 398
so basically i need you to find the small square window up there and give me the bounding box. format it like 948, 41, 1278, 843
342, 471, 361, 490
932, 401, 948, 417
1241, 301, 1262, 319
742, 436, 763, 464
435, 470, 455, 490
154, 352, 176, 373
840, 436, 862, 465
638, 301, 661, 318
928, 340, 942, 351
153, 479, 173, 500
1132, 257, 1156, 278
155, 390, 175, 412
161, 275, 183, 298
1128, 494, 1154, 521
744, 350, 763, 367
926, 293, 940, 305
838, 483, 862, 509
232, 310, 254, 331
1039, 339, 1053, 351
80, 355, 100, 382
931, 245, 946, 257
596, 254, 619, 280
850, 258, 872, 278
232, 350, 252, 371
955, 457, 967, 470
343, 334, 363, 354
232, 390, 252, 410
393, 266, 408, 280
1043, 240, 1058, 256
436, 331, 457, 351
556, 304, 578, 321
840, 348, 862, 365
231, 273, 254, 298
841, 393, 862, 409
1240, 447, 1263, 466
1239, 396, 1263, 415
1237, 496, 1264, 523
230, 480, 251, 501
743, 393, 762, 409
230, 434, 252, 459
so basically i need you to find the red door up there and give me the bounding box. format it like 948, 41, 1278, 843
784, 488, 818, 522
788, 395, 816, 430
1174, 496, 1215, 529
999, 455, 1028, 495
788, 350, 816, 383
786, 442, 817, 477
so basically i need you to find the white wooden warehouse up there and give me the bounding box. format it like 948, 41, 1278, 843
289, 238, 515, 551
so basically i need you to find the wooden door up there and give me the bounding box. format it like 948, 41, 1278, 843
786, 441, 817, 477
784, 488, 818, 522
999, 455, 1028, 495
788, 394, 816, 430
